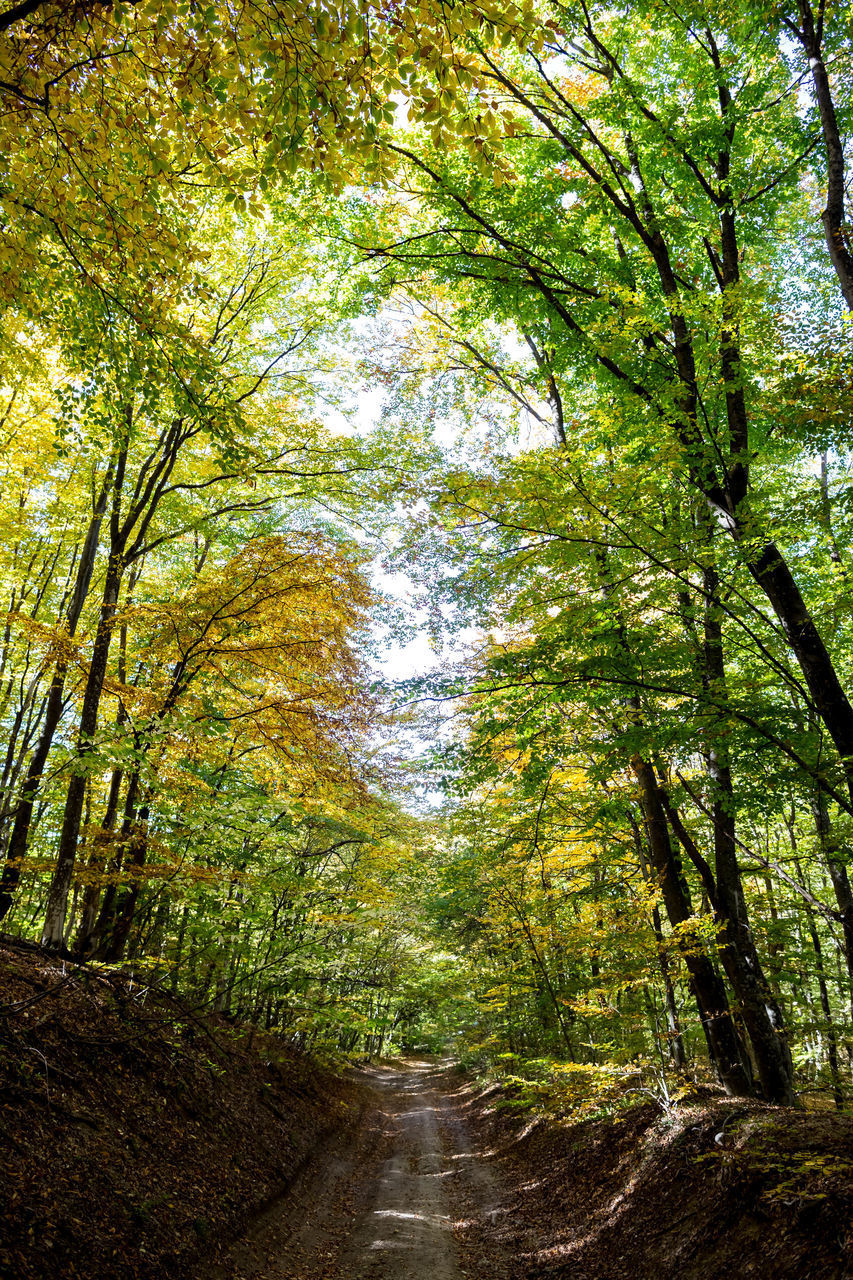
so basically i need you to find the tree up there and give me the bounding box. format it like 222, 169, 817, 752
331, 0, 853, 1101
361, 0, 853, 803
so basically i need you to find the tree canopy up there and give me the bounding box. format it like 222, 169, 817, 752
1, 0, 852, 1109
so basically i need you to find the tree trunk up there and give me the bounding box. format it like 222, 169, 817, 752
0, 464, 113, 921
710, 778, 797, 1105
793, 0, 853, 310
42, 555, 123, 949
701, 558, 797, 1105
740, 537, 853, 807
73, 594, 134, 958
88, 770, 139, 956
630, 756, 753, 1096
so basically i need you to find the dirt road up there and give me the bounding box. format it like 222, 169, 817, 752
204, 1059, 512, 1280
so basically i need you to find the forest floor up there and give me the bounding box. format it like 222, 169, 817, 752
3, 939, 853, 1280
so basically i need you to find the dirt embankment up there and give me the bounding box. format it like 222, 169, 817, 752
465, 1081, 853, 1280
0, 939, 367, 1280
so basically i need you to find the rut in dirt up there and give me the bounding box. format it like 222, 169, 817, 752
204, 1059, 511, 1280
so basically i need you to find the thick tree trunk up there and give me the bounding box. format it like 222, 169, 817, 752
701, 561, 797, 1106
73, 598, 133, 958
740, 537, 853, 804
639, 96, 853, 811
631, 755, 753, 1096
42, 555, 123, 948
792, 0, 853, 310
710, 767, 797, 1105
88, 771, 140, 957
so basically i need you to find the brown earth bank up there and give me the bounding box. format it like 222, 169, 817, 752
475, 1084, 853, 1280
3, 938, 853, 1280
0, 939, 368, 1280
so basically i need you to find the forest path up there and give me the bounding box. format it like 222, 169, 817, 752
203, 1059, 513, 1280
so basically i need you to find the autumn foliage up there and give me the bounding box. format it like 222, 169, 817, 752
1, 0, 853, 1116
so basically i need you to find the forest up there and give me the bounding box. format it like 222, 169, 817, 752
2, 0, 853, 1151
